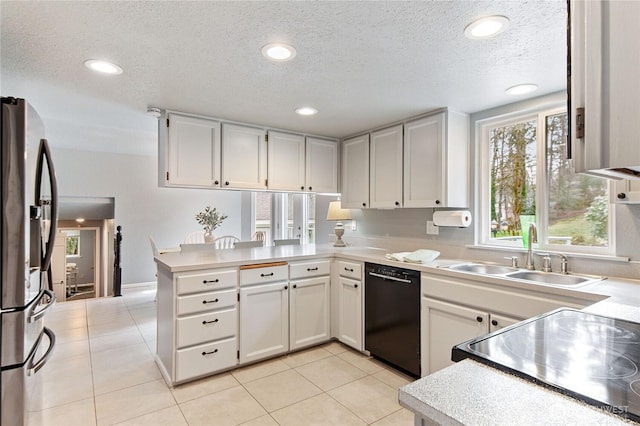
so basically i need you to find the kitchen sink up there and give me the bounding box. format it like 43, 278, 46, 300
449, 263, 518, 275
504, 271, 601, 286
447, 262, 603, 287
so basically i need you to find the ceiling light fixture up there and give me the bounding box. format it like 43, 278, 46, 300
295, 106, 318, 116
262, 43, 297, 62
84, 59, 123, 75
464, 15, 510, 39
505, 83, 538, 95
76, 218, 85, 223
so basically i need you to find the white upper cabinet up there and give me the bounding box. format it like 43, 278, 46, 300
305, 137, 338, 193
267, 131, 305, 191
570, 0, 640, 180
159, 113, 221, 188
341, 134, 370, 209
404, 111, 469, 208
221, 123, 267, 190
370, 125, 403, 208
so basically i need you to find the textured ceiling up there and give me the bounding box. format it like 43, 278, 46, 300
1, 1, 566, 156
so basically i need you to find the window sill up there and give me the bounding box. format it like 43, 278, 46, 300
467, 244, 629, 263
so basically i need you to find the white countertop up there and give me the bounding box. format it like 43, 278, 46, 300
155, 243, 640, 424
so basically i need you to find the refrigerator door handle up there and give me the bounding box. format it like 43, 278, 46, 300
27, 289, 56, 323
27, 327, 55, 376
34, 138, 58, 272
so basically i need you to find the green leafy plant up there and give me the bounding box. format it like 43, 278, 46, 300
195, 206, 228, 233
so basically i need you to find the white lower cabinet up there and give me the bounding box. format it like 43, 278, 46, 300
289, 276, 331, 350
239, 281, 289, 364
420, 271, 593, 376
175, 337, 237, 382
489, 313, 520, 332
422, 297, 490, 375
337, 276, 363, 350
156, 267, 239, 385
336, 260, 363, 351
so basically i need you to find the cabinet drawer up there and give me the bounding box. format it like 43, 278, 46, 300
240, 264, 288, 286
177, 269, 237, 295
177, 308, 237, 348
177, 289, 236, 316
175, 337, 237, 382
338, 260, 362, 280
290, 260, 331, 279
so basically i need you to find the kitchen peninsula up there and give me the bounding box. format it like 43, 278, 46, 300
154, 243, 640, 424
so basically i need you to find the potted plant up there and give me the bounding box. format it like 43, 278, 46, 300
195, 206, 228, 242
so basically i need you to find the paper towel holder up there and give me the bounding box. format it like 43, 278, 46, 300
432, 210, 473, 228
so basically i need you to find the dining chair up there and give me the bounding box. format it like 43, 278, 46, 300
252, 231, 265, 241
274, 238, 300, 246
213, 235, 240, 249
234, 240, 263, 249
184, 230, 205, 243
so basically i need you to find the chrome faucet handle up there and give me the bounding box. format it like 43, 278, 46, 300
504, 256, 518, 268
558, 254, 568, 275
536, 253, 552, 272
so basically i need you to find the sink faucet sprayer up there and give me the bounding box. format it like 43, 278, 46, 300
525, 223, 537, 270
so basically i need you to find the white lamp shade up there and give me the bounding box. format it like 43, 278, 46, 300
326, 201, 352, 221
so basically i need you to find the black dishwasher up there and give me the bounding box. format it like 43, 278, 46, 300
365, 262, 420, 377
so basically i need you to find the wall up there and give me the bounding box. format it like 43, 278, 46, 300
347, 92, 640, 280
44, 147, 244, 284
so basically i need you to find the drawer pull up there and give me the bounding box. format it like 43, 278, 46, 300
202, 319, 219, 325
203, 279, 220, 284
344, 267, 354, 272
260, 272, 274, 277
202, 349, 219, 356
202, 299, 219, 304
307, 267, 318, 271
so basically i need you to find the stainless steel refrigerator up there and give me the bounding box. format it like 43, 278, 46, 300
1, 97, 57, 425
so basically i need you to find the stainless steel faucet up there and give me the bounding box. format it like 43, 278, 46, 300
558, 253, 568, 275
525, 223, 537, 270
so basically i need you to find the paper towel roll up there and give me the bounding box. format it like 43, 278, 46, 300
433, 210, 472, 227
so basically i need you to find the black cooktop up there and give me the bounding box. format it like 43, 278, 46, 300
452, 308, 640, 423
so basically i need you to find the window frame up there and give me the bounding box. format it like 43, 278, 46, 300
476, 105, 615, 255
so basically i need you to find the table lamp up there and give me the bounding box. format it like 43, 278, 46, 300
326, 200, 352, 247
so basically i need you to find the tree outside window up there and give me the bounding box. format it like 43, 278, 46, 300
482, 108, 610, 251
65, 230, 80, 256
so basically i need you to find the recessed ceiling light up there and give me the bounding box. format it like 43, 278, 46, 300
262, 43, 297, 62
464, 15, 510, 39
505, 84, 538, 95
295, 106, 318, 116
84, 59, 123, 75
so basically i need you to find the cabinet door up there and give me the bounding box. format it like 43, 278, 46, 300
489, 313, 521, 333
403, 114, 443, 207
570, 0, 640, 174
421, 297, 488, 376
337, 277, 362, 350
289, 276, 330, 350
341, 134, 370, 209
613, 179, 640, 204
239, 282, 289, 363
306, 137, 338, 193
167, 114, 221, 187
370, 125, 403, 208
221, 123, 267, 189
267, 131, 305, 191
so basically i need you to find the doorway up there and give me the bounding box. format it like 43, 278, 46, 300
51, 226, 101, 301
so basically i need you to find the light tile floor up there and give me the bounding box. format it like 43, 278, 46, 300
29, 284, 415, 426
